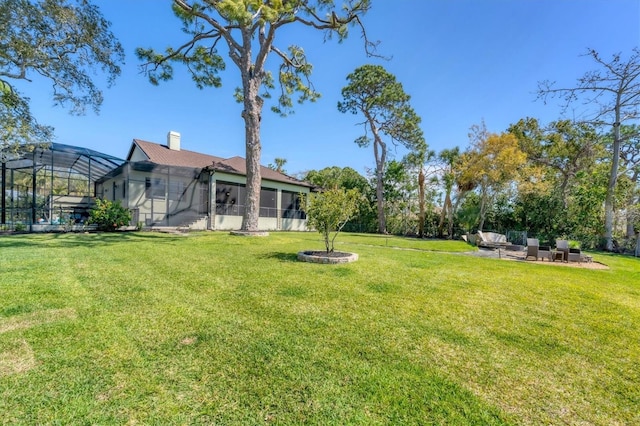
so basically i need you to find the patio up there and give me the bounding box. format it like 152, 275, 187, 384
466, 247, 608, 270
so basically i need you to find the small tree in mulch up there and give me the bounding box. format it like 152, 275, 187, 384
88, 199, 131, 231
302, 188, 361, 253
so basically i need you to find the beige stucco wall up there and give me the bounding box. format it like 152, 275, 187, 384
214, 214, 243, 230
281, 218, 307, 231
259, 217, 279, 231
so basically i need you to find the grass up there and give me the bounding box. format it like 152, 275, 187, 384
0, 231, 638, 425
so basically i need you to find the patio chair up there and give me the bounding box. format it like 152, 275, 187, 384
556, 239, 569, 262
568, 248, 582, 263
526, 238, 539, 260
538, 245, 552, 261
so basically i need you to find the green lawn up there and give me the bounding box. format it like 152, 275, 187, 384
0, 231, 638, 425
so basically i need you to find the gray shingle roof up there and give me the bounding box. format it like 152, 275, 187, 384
130, 139, 311, 187
130, 139, 225, 168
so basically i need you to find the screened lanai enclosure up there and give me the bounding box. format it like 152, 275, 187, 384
1, 143, 123, 231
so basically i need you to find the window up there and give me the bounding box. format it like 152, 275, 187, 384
215, 181, 246, 216
259, 188, 277, 218
168, 180, 186, 201
281, 190, 306, 220
145, 177, 166, 199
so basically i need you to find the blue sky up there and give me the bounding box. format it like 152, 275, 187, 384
23, 0, 640, 177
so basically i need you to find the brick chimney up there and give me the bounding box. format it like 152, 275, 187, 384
167, 131, 181, 151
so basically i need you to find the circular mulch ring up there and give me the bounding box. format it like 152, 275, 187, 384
298, 250, 359, 264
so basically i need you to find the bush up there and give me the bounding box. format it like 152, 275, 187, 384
302, 188, 361, 253
88, 199, 131, 231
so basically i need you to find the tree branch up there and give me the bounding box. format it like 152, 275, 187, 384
254, 23, 276, 73
173, 0, 243, 54
293, 4, 382, 58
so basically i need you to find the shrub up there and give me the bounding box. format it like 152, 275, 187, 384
302, 188, 361, 253
88, 199, 131, 231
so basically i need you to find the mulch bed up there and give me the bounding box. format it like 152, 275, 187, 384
303, 251, 352, 257
298, 251, 359, 264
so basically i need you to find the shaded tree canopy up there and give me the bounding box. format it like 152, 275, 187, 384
403, 148, 436, 238
304, 166, 370, 193
304, 165, 376, 233
509, 118, 600, 207
338, 64, 425, 233
0, 0, 124, 149
537, 47, 640, 250
459, 127, 526, 232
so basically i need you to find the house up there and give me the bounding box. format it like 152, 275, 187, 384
96, 131, 312, 231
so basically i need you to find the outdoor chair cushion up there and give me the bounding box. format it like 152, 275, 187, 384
538, 245, 552, 261
568, 248, 582, 262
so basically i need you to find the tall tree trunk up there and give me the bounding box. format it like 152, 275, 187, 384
241, 92, 262, 231
626, 171, 639, 238
418, 168, 425, 238
439, 182, 452, 238
437, 202, 446, 237
446, 196, 454, 238
1, 160, 6, 225
239, 34, 263, 232
373, 137, 387, 233
478, 181, 488, 232
627, 207, 636, 238
604, 112, 622, 251
451, 190, 466, 237
367, 115, 387, 234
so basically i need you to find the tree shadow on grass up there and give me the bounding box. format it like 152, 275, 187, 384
261, 252, 299, 263
0, 231, 186, 249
